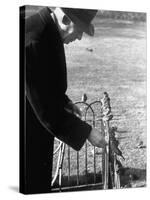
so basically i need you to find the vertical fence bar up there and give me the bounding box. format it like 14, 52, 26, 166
93, 146, 96, 183
103, 120, 110, 189
92, 110, 96, 184
101, 119, 105, 185
101, 106, 105, 186
77, 151, 79, 185
51, 141, 63, 187
101, 92, 112, 189
59, 168, 62, 192
114, 154, 120, 189
58, 143, 65, 191
68, 146, 70, 186
102, 144, 105, 185
109, 160, 114, 188
114, 154, 117, 188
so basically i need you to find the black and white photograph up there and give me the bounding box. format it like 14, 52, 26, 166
19, 4, 147, 195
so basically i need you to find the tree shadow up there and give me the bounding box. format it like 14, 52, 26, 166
120, 167, 146, 187
52, 167, 146, 190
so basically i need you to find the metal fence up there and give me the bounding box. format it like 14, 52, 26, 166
51, 92, 121, 192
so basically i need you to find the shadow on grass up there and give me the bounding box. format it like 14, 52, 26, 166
53, 171, 102, 189
120, 167, 146, 188
52, 167, 146, 190
116, 130, 128, 134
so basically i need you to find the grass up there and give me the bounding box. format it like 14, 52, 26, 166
97, 10, 146, 22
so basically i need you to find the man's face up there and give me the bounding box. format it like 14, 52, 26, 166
61, 15, 83, 44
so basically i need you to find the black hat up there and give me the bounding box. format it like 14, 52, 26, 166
61, 7, 98, 36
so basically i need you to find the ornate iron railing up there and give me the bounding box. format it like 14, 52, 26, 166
51, 92, 122, 192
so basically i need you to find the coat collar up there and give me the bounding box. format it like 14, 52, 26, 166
38, 7, 52, 26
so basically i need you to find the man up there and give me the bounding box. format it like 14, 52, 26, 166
20, 6, 106, 194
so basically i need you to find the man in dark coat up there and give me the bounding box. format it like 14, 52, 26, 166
20, 6, 106, 194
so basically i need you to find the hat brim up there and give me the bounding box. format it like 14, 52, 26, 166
74, 19, 95, 36
62, 10, 95, 36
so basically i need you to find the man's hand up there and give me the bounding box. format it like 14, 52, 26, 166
65, 102, 106, 148
65, 101, 82, 118
88, 127, 106, 148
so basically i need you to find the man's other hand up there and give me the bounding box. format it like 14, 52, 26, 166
65, 101, 82, 118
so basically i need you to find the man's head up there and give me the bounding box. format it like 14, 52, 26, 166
53, 7, 97, 44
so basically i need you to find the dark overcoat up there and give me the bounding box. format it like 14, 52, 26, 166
20, 6, 91, 194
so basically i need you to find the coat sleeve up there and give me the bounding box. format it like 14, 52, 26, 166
25, 10, 92, 151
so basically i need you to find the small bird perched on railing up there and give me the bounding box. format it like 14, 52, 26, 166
81, 93, 88, 102
109, 127, 125, 160
101, 92, 113, 120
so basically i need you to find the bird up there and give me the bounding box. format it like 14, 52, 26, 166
81, 93, 88, 102
110, 140, 125, 160
136, 141, 145, 149
86, 47, 93, 52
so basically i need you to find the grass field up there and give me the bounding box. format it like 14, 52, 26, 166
52, 16, 146, 189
